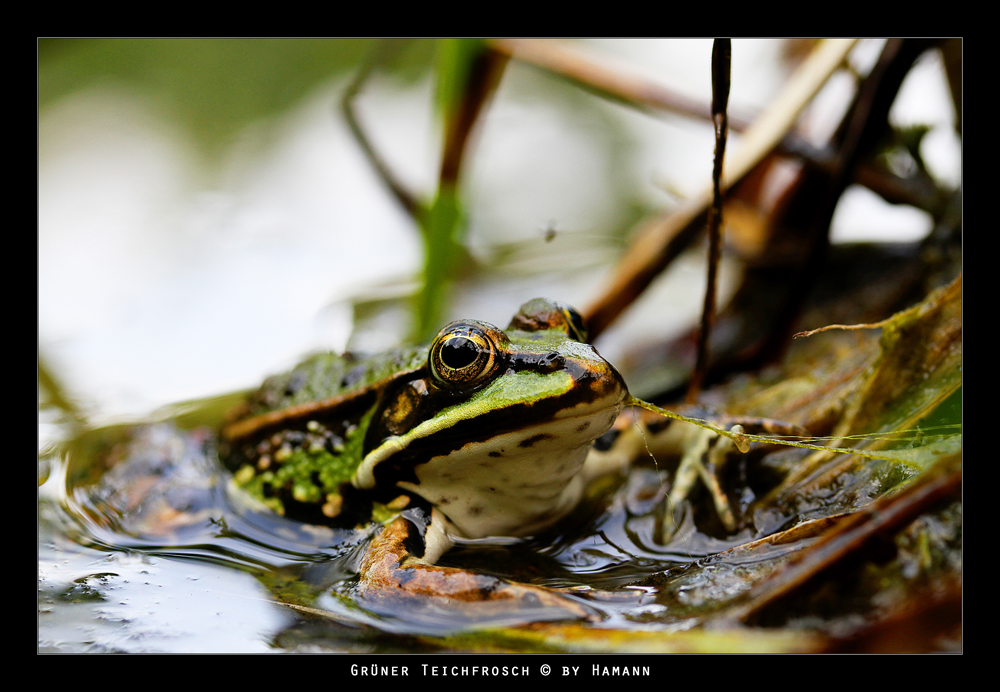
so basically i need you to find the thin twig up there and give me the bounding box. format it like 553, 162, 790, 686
438, 46, 509, 187
341, 40, 422, 219
688, 39, 731, 402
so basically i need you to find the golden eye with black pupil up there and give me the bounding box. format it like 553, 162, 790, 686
429, 320, 507, 390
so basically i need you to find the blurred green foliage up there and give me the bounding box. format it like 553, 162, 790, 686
39, 38, 435, 159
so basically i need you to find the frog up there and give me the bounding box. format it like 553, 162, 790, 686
214, 297, 649, 617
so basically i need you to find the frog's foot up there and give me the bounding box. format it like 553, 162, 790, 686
661, 417, 811, 541
355, 512, 598, 626
663, 426, 741, 539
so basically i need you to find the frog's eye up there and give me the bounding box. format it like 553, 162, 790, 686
429, 321, 507, 390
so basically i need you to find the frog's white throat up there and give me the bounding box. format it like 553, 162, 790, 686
392, 406, 619, 540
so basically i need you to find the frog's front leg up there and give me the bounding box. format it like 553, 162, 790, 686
421, 507, 456, 565
355, 509, 597, 624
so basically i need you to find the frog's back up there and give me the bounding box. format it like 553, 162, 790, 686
219, 345, 428, 523
242, 346, 428, 418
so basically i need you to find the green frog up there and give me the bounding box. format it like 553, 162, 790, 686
221, 298, 630, 572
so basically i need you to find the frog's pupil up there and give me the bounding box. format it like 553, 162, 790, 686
442, 337, 479, 369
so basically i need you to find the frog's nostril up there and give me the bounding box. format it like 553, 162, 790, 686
539, 353, 565, 372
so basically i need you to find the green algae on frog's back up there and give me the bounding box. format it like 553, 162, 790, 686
221, 345, 428, 521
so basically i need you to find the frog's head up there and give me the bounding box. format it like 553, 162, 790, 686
356, 298, 628, 539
